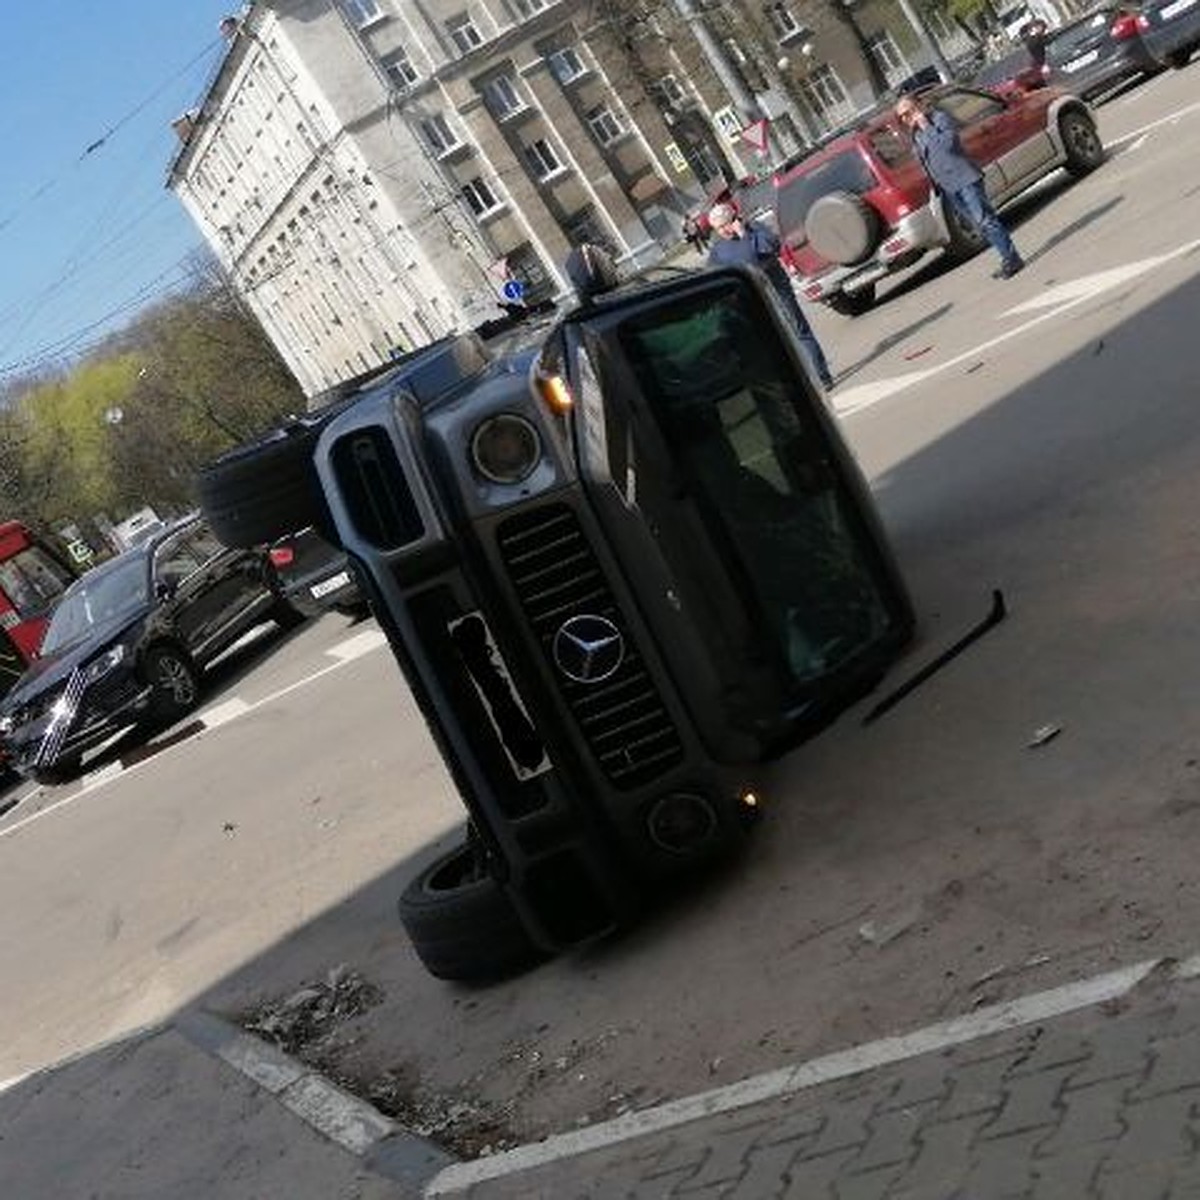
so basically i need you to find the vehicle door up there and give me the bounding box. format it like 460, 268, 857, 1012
935, 88, 1015, 199
179, 522, 271, 659
964, 83, 1057, 191
153, 523, 265, 661
152, 530, 210, 654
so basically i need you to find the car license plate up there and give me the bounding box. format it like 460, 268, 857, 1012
1063, 49, 1100, 71
1162, 0, 1197, 18
310, 570, 350, 599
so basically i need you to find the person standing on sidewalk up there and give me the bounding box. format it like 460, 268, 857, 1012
895, 93, 1025, 280
706, 202, 835, 389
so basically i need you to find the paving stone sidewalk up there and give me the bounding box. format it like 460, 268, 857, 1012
7, 962, 1200, 1198
437, 966, 1200, 1200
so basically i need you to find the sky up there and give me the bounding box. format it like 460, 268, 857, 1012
0, 2, 246, 384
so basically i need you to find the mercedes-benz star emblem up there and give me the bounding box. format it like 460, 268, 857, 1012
552, 614, 624, 684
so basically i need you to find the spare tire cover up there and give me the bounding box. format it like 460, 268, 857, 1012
805, 191, 880, 266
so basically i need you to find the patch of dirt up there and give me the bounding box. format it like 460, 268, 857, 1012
232, 964, 523, 1158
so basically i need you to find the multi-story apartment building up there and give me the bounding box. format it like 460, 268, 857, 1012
167, 1, 973, 397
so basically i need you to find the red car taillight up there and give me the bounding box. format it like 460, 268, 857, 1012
269, 546, 295, 567
1110, 12, 1147, 38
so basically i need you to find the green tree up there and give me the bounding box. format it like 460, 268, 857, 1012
0, 264, 304, 538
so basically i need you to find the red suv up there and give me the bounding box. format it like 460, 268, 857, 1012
775, 82, 1104, 315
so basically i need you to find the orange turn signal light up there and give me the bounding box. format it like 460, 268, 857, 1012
536, 373, 574, 415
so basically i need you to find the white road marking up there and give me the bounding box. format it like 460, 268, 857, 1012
0, 630, 389, 839
427, 957, 1161, 1194
1125, 133, 1149, 154
196, 698, 251, 729
1001, 254, 1169, 316
833, 237, 1200, 417
1108, 98, 1200, 148
79, 762, 124, 792
326, 630, 388, 661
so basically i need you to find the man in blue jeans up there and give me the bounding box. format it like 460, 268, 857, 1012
706, 202, 835, 389
895, 93, 1025, 279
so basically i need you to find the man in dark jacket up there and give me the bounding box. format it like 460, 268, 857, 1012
706, 202, 835, 388
895, 93, 1024, 279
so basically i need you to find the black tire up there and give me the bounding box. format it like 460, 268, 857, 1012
1060, 110, 1105, 177
197, 417, 335, 550
805, 192, 881, 266
1167, 48, 1193, 68
271, 597, 307, 631
31, 756, 82, 787
397, 841, 542, 982
943, 200, 988, 262
144, 645, 200, 725
826, 286, 876, 317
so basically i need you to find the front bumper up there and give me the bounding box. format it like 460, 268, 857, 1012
5, 672, 153, 775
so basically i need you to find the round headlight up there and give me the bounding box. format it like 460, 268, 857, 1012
470, 413, 542, 484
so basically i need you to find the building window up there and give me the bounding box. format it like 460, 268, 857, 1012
652, 74, 687, 108
513, 0, 548, 14
506, 243, 553, 301
381, 48, 418, 88
483, 74, 524, 119
867, 32, 909, 86
799, 65, 854, 127
925, 8, 973, 52
565, 207, 615, 254
586, 104, 623, 146
548, 46, 586, 83
341, 0, 384, 28
767, 3, 803, 41
447, 13, 483, 54
462, 176, 502, 216
523, 137, 562, 180
713, 107, 742, 141
421, 113, 459, 155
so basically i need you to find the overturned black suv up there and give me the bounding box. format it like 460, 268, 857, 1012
198, 264, 915, 980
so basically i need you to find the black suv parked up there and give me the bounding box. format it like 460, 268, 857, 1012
198, 265, 916, 981
268, 526, 366, 619
0, 515, 303, 784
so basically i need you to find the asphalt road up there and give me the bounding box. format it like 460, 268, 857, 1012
3, 65, 1200, 1152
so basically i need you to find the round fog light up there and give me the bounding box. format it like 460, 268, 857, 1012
470, 413, 542, 484
646, 792, 718, 855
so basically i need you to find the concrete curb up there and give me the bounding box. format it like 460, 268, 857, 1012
175, 1009, 456, 1195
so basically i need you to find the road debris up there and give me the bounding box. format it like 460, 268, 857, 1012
863, 590, 1007, 725
1028, 724, 1062, 748
858, 902, 923, 948
239, 964, 383, 1053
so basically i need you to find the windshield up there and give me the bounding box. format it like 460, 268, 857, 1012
775, 150, 875, 237
617, 281, 895, 689
40, 556, 149, 655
